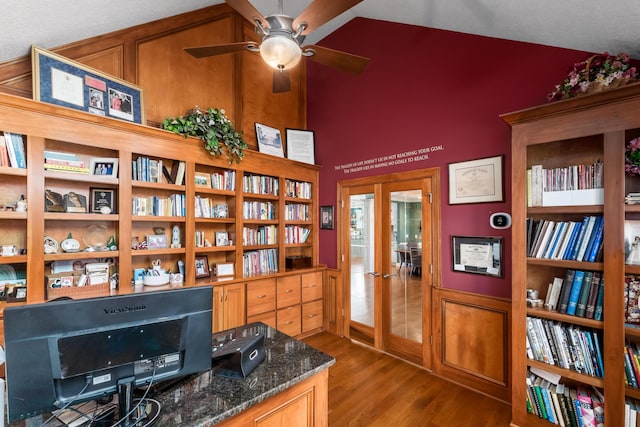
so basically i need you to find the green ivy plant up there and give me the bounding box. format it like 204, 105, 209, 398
163, 106, 247, 164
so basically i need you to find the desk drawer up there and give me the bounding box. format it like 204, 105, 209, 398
302, 300, 323, 332
247, 278, 276, 316
277, 305, 301, 336
301, 271, 323, 302
277, 275, 301, 309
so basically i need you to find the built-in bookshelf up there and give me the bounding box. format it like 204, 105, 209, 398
0, 93, 320, 316
503, 82, 640, 427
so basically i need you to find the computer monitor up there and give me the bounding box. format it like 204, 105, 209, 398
4, 286, 213, 424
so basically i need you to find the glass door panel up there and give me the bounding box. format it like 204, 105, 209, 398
349, 192, 376, 330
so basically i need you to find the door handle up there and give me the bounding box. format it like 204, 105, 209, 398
383, 273, 398, 279
367, 272, 381, 277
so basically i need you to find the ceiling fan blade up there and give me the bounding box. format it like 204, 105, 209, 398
293, 0, 363, 35
303, 44, 369, 74
226, 0, 268, 28
184, 42, 257, 58
273, 70, 291, 93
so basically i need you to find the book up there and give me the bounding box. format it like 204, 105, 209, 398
555, 221, 576, 260
175, 161, 186, 186
584, 272, 601, 319
549, 384, 566, 427
591, 331, 604, 379
564, 387, 579, 427
9, 133, 26, 168
569, 216, 591, 260
576, 387, 596, 427
558, 269, 576, 314
576, 216, 598, 261
547, 276, 564, 311
533, 376, 549, 420
531, 164, 543, 207
4, 132, 18, 167
590, 388, 604, 427
586, 217, 604, 262
575, 271, 593, 317
593, 278, 604, 321
540, 379, 558, 424
43, 163, 91, 174
562, 221, 582, 260
0, 134, 9, 166
530, 220, 551, 257
624, 348, 639, 388
546, 221, 568, 259
536, 220, 557, 258
566, 270, 585, 316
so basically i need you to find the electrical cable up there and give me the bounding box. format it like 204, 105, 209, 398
109, 363, 160, 427
42, 375, 93, 426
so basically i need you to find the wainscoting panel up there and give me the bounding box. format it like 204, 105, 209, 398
324, 269, 342, 336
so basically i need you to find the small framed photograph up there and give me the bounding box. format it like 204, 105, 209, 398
214, 203, 229, 218
448, 155, 504, 204
146, 234, 168, 249
90, 157, 119, 177
452, 235, 503, 277
89, 187, 116, 214
215, 231, 229, 246
215, 262, 234, 277
255, 123, 284, 158
320, 205, 334, 230
285, 128, 315, 165
7, 286, 27, 302
195, 172, 211, 188
195, 255, 210, 278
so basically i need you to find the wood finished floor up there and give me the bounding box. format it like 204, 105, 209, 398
303, 332, 512, 427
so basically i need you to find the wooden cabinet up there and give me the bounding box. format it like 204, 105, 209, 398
213, 282, 246, 332
247, 278, 277, 328
502, 83, 640, 427
301, 271, 323, 334
277, 304, 302, 337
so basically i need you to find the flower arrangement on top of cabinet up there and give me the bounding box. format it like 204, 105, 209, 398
163, 106, 247, 163
547, 52, 638, 101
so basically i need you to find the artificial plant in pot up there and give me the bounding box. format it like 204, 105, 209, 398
163, 106, 247, 163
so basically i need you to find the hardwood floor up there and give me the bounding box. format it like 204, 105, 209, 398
304, 332, 512, 426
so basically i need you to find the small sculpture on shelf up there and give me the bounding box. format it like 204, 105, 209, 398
15, 195, 26, 212
44, 189, 64, 212
627, 236, 640, 265
64, 192, 87, 213
171, 225, 181, 248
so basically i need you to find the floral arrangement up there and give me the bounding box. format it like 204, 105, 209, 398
547, 52, 637, 102
163, 106, 247, 164
626, 137, 640, 176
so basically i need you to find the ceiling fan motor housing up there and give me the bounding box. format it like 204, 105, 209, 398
259, 15, 306, 70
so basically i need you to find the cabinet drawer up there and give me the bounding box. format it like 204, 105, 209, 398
301, 271, 323, 302
277, 305, 301, 336
302, 300, 323, 333
247, 278, 277, 316
248, 311, 277, 330
277, 275, 301, 308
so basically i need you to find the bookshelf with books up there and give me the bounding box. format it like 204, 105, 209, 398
283, 178, 314, 268
503, 83, 640, 427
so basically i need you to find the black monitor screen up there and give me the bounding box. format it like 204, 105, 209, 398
4, 286, 213, 422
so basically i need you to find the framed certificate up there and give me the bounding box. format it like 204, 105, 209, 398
448, 155, 503, 204
452, 235, 503, 277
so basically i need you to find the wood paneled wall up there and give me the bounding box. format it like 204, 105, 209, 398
0, 4, 306, 151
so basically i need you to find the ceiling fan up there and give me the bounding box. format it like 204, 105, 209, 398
184, 0, 370, 93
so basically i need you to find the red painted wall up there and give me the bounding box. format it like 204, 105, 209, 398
307, 18, 590, 299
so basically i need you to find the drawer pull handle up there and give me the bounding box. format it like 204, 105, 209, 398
285, 320, 294, 325
285, 289, 293, 293
307, 314, 316, 318
257, 294, 266, 298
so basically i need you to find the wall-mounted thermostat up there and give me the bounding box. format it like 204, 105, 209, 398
490, 212, 511, 229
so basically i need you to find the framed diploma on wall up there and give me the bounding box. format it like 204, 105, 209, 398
448, 155, 503, 204
451, 235, 503, 277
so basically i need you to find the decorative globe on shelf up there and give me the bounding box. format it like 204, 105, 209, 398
626, 137, 640, 176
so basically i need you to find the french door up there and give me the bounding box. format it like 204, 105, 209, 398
341, 171, 437, 367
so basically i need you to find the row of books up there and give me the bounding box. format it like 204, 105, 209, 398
243, 174, 279, 196
284, 203, 310, 221
43, 150, 88, 173
0, 132, 26, 168
242, 248, 278, 276
526, 316, 604, 377
624, 342, 640, 389
527, 216, 604, 262
526, 370, 604, 427
131, 194, 186, 217
626, 275, 640, 324
242, 225, 277, 246
284, 179, 312, 199
284, 225, 311, 244
194, 197, 228, 219
528, 161, 603, 207
132, 158, 185, 185
243, 201, 276, 220
210, 170, 236, 191
544, 270, 604, 319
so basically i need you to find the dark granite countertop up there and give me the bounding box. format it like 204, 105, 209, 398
151, 322, 335, 426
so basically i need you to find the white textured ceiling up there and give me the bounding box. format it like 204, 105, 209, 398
1, 0, 639, 64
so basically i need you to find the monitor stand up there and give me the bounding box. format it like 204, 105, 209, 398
117, 377, 161, 427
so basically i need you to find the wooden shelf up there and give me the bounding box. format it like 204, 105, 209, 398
0, 255, 27, 264
132, 180, 185, 191
0, 166, 27, 177
132, 215, 186, 222
526, 307, 603, 329
0, 211, 27, 220
132, 248, 186, 256
44, 212, 120, 221
527, 205, 604, 215
44, 170, 118, 184
44, 250, 118, 261
526, 257, 603, 271
242, 193, 279, 201
527, 359, 604, 388
194, 217, 235, 224
195, 246, 236, 253
284, 196, 312, 203
195, 187, 236, 196
243, 219, 278, 225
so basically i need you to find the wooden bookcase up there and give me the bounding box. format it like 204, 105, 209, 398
503, 82, 640, 427
0, 92, 320, 335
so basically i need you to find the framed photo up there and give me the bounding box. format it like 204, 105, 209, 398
452, 235, 503, 277
215, 231, 229, 246
215, 262, 234, 277
90, 157, 119, 177
320, 205, 334, 230
195, 255, 210, 279
448, 155, 504, 204
285, 128, 315, 165
146, 234, 168, 249
195, 172, 211, 188
255, 123, 284, 158
32, 46, 144, 124
89, 187, 117, 214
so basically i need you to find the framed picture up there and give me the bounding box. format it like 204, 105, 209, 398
215, 262, 234, 277
32, 46, 144, 124
451, 235, 503, 277
448, 155, 504, 204
195, 255, 210, 278
146, 234, 168, 249
89, 187, 117, 214
195, 172, 211, 188
215, 231, 229, 246
285, 128, 315, 165
90, 157, 119, 177
320, 205, 334, 230
255, 123, 284, 158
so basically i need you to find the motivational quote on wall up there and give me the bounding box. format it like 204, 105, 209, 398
334, 145, 445, 174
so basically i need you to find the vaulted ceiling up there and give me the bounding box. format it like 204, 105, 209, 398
2, 0, 639, 66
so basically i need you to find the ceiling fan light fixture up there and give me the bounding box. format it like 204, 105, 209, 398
260, 35, 302, 71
